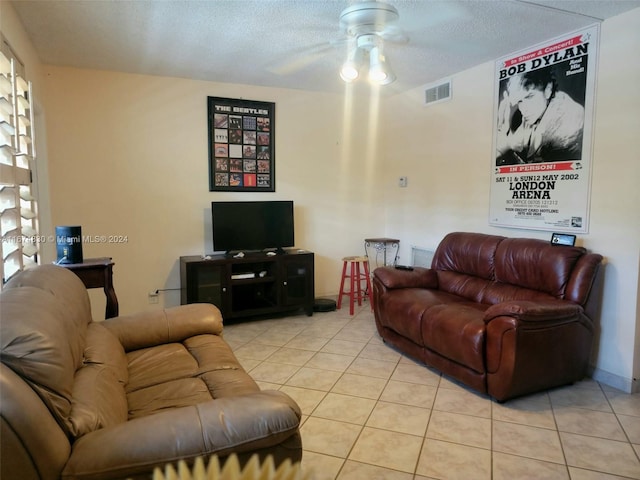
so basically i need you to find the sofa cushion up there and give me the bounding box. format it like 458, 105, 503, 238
68, 323, 129, 438
376, 288, 450, 342
183, 334, 248, 374
200, 369, 260, 399
432, 232, 504, 280
421, 302, 489, 373
494, 238, 585, 298
127, 378, 214, 420
69, 364, 128, 437
126, 343, 199, 393
480, 282, 557, 305
125, 334, 259, 419
377, 286, 488, 373
435, 271, 493, 304
83, 322, 128, 384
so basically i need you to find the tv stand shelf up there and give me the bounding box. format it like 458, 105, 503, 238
180, 250, 314, 320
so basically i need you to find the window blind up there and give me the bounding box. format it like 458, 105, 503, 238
0, 40, 38, 287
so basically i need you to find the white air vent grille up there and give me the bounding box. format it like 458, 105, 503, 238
411, 246, 435, 267
424, 80, 451, 106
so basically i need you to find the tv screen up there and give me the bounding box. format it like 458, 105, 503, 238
212, 201, 294, 253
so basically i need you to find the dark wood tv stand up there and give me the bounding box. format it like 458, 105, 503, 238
180, 250, 314, 320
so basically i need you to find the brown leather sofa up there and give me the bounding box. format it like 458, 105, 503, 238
372, 232, 603, 402
1, 265, 302, 480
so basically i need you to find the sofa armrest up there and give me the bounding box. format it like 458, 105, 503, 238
373, 266, 438, 289
62, 390, 300, 479
483, 300, 583, 324
102, 303, 223, 352
484, 300, 593, 401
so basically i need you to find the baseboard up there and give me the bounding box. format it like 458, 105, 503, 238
590, 366, 638, 393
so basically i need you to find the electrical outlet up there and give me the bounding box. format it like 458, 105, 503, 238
399, 176, 408, 187
148, 291, 159, 304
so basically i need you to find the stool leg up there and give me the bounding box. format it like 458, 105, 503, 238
363, 260, 373, 309
349, 261, 356, 315
337, 261, 348, 310
355, 261, 363, 307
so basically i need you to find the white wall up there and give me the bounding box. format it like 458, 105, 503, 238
382, 9, 640, 392
381, 62, 497, 259
40, 68, 389, 316
589, 8, 640, 391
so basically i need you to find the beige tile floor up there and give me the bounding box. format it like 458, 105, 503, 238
223, 303, 640, 480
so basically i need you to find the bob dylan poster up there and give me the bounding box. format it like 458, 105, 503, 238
489, 25, 598, 233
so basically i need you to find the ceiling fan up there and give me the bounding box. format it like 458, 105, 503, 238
339, 1, 408, 44
338, 1, 408, 85
269, 1, 408, 85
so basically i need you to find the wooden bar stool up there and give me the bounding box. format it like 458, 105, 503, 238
337, 256, 372, 315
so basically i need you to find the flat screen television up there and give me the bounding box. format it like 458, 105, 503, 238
212, 200, 294, 253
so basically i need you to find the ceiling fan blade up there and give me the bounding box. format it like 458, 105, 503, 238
267, 42, 335, 76
379, 25, 409, 44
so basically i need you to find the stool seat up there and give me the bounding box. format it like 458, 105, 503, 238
337, 256, 372, 315
342, 255, 368, 262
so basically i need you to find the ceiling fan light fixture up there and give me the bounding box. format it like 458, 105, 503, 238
340, 62, 360, 82
368, 47, 395, 85
368, 66, 387, 83
340, 45, 364, 82
338, 1, 404, 87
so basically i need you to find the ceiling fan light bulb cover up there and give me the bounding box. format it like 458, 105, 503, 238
368, 47, 394, 84
340, 46, 364, 82
376, 70, 396, 85
340, 63, 359, 81
369, 64, 396, 85
369, 67, 387, 83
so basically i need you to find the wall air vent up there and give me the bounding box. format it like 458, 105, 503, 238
424, 79, 452, 106
411, 246, 435, 267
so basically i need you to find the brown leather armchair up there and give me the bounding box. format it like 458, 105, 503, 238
1, 265, 302, 480
372, 232, 603, 402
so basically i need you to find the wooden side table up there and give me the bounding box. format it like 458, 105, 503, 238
61, 257, 119, 319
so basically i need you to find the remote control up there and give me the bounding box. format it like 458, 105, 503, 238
395, 265, 414, 271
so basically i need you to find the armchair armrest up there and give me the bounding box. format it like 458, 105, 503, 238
62, 391, 300, 479
483, 300, 583, 325
102, 304, 223, 352
373, 266, 438, 289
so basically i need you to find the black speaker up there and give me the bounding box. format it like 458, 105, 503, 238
55, 226, 83, 264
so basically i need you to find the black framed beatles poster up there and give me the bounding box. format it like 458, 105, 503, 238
208, 97, 275, 192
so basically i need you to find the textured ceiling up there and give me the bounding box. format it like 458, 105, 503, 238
10, 0, 640, 95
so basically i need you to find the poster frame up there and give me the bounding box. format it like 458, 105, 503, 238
207, 96, 275, 192
489, 25, 599, 233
